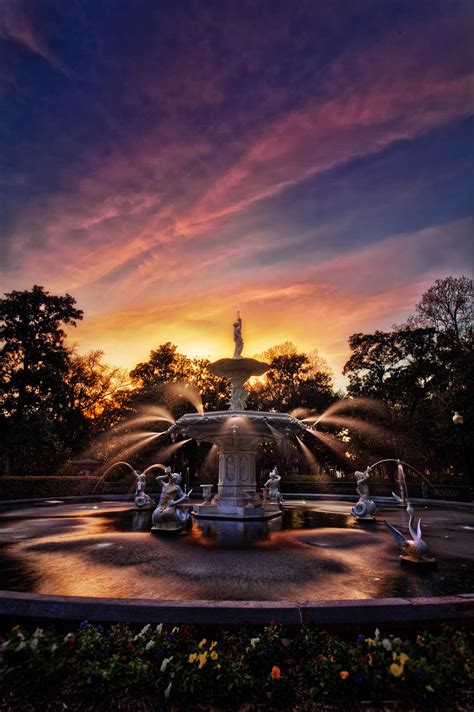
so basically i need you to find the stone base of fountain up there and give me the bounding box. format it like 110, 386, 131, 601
193, 501, 281, 521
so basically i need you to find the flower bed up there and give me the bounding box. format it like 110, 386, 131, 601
1, 622, 472, 710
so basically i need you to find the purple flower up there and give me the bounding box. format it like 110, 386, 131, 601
167, 633, 174, 642
96, 625, 104, 634
79, 620, 89, 629
356, 634, 365, 644
355, 671, 366, 684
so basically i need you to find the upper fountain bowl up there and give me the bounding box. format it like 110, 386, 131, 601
171, 410, 309, 445
207, 357, 270, 380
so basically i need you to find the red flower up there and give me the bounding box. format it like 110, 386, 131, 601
271, 666, 281, 680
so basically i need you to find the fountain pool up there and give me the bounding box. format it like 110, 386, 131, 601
0, 498, 472, 602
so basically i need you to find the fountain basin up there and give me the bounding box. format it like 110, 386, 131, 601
1, 499, 473, 605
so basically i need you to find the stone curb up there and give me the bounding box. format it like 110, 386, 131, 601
0, 591, 472, 627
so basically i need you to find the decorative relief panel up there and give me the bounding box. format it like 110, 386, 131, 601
240, 455, 249, 482
226, 455, 235, 481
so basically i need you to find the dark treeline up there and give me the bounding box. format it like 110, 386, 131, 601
0, 277, 472, 483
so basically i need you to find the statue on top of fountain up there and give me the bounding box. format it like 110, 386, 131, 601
351, 466, 376, 520
264, 467, 284, 504
151, 467, 192, 531
233, 311, 243, 359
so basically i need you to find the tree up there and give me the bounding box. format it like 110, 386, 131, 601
343, 277, 474, 479
130, 342, 192, 388
0, 285, 83, 473
249, 344, 334, 414
413, 275, 472, 350
58, 350, 130, 453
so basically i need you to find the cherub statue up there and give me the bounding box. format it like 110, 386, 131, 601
233, 311, 244, 358
264, 466, 284, 504
151, 467, 192, 531
351, 467, 376, 519
133, 470, 153, 509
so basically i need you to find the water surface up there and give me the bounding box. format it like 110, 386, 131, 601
0, 501, 472, 601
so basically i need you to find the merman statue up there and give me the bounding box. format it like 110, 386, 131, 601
264, 466, 284, 504
151, 467, 192, 532
351, 467, 376, 520
133, 470, 153, 509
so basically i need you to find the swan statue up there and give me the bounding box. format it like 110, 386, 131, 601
384, 502, 436, 565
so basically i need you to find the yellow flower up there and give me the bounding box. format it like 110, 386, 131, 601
399, 653, 409, 666
366, 638, 375, 647
210, 641, 217, 651
198, 652, 208, 669
188, 653, 197, 663
390, 663, 404, 677
426, 685, 434, 693
416, 635, 425, 646
198, 638, 207, 649
211, 651, 218, 660
340, 671, 349, 680
216, 663, 221, 669
367, 653, 373, 666
392, 651, 398, 661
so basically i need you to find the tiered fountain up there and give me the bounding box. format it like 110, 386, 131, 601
167, 313, 308, 520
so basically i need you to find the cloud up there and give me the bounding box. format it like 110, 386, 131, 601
0, 0, 64, 71
5, 8, 471, 300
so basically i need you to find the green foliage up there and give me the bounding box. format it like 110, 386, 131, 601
1, 622, 472, 710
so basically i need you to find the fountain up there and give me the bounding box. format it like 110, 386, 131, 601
1, 319, 472, 609
165, 313, 308, 520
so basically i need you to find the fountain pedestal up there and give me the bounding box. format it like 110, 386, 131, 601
192, 427, 281, 520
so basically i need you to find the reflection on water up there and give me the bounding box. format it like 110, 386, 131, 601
0, 501, 473, 601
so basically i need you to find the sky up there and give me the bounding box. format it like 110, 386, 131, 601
0, 0, 472, 387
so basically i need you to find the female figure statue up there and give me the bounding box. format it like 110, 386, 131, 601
151, 467, 192, 531
264, 466, 284, 504
233, 311, 244, 358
